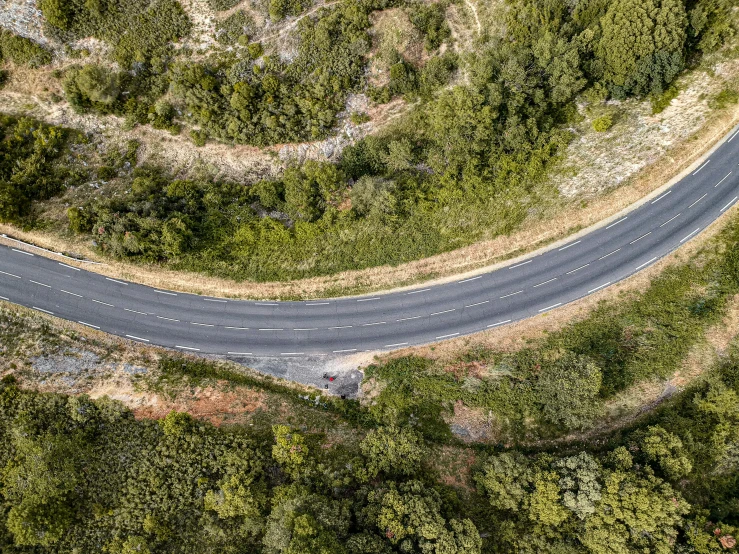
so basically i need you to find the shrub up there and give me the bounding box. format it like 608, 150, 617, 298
709, 87, 739, 110
0, 31, 52, 67
591, 114, 613, 132
651, 85, 680, 114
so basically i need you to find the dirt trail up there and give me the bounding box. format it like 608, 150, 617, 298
258, 0, 342, 43
464, 0, 481, 34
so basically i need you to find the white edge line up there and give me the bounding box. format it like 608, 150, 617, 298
435, 333, 459, 340
58, 262, 80, 271
558, 240, 581, 251
651, 190, 671, 204
384, 343, 408, 348
2, 235, 101, 264
281, 352, 304, 356
693, 159, 711, 175
228, 352, 253, 355
77, 321, 100, 329
679, 228, 701, 243
408, 288, 432, 294
539, 303, 562, 313
357, 297, 380, 302
333, 349, 357, 353
606, 217, 627, 230
204, 299, 227, 303
458, 276, 482, 284
176, 345, 200, 351
729, 129, 739, 142
106, 277, 128, 285
256, 302, 278, 306
721, 197, 738, 212
33, 307, 54, 315
509, 260, 532, 269
307, 302, 330, 305
588, 282, 612, 294
155, 290, 177, 296
635, 257, 658, 271
487, 320, 511, 328
0, 296, 8, 301
125, 335, 149, 342
12, 248, 34, 256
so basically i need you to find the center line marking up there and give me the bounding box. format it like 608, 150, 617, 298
58, 262, 80, 271
157, 316, 179, 322
559, 240, 581, 251
12, 248, 33, 256
635, 257, 658, 270
225, 326, 249, 330
384, 343, 408, 348
660, 214, 681, 227
488, 320, 511, 328
500, 290, 523, 299
363, 321, 386, 326
566, 264, 590, 274
599, 248, 621, 260
259, 328, 283, 331
533, 278, 557, 287
397, 315, 422, 321
106, 277, 127, 285
294, 328, 318, 331
588, 282, 612, 294
539, 303, 562, 313
630, 232, 651, 244
0, 271, 21, 278
124, 308, 147, 315
436, 332, 459, 340
465, 300, 489, 308
78, 321, 99, 329
716, 172, 732, 187
458, 276, 482, 284
61, 290, 83, 297
357, 297, 380, 302
408, 288, 431, 294
688, 193, 708, 208
176, 345, 200, 351
509, 260, 532, 269
693, 159, 711, 175
333, 349, 357, 353
329, 325, 353, 329
430, 309, 455, 316
651, 190, 671, 204
154, 290, 177, 296
191, 322, 214, 327
721, 197, 738, 212
33, 307, 54, 315
680, 228, 701, 243
606, 217, 628, 229
91, 299, 114, 307
126, 335, 149, 342
29, 280, 50, 288
228, 352, 253, 355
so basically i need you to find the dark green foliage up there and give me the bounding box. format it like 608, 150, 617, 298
407, 1, 451, 51
269, 0, 313, 21
0, 31, 52, 67
208, 0, 242, 10
0, 116, 84, 223
651, 84, 680, 113
215, 10, 254, 45
38, 0, 191, 67
709, 86, 739, 109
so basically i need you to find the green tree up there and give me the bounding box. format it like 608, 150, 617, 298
638, 425, 693, 480
358, 426, 424, 480
596, 0, 687, 96
349, 176, 396, 217
535, 352, 603, 430
272, 425, 309, 477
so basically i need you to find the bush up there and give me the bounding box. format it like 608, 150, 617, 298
0, 31, 52, 67
651, 85, 680, 114
709, 87, 739, 110
591, 114, 613, 132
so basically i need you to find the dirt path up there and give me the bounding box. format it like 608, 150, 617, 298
464, 0, 481, 34
257, 0, 342, 43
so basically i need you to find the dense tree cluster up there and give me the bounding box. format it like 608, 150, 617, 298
0, 116, 85, 223
0, 30, 52, 67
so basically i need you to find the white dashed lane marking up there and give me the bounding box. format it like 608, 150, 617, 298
124, 308, 147, 315
157, 316, 179, 322
688, 194, 708, 209
357, 297, 380, 302
91, 299, 114, 307
363, 321, 386, 326
533, 278, 557, 288
566, 264, 590, 275
29, 280, 50, 288
430, 309, 455, 316
630, 232, 651, 245
61, 290, 82, 298
716, 172, 732, 187
0, 271, 21, 278
500, 290, 523, 299
660, 214, 681, 227
465, 300, 489, 308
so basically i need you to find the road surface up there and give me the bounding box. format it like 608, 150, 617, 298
3, 125, 739, 357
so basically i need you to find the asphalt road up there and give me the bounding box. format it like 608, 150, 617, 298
3, 125, 739, 358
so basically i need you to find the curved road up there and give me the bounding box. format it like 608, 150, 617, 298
3, 126, 739, 358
